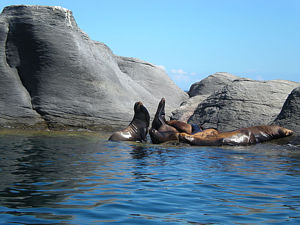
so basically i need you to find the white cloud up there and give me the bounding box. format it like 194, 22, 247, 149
168, 68, 200, 90
170, 69, 187, 75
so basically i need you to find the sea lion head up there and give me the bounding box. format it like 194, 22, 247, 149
278, 127, 293, 137
133, 101, 150, 128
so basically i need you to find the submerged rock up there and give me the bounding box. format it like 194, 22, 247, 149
0, 5, 187, 130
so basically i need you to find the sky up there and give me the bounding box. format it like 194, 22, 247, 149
0, 0, 299, 90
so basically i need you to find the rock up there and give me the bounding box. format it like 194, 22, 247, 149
0, 5, 187, 130
188, 79, 299, 131
188, 72, 239, 97
171, 95, 209, 122
116, 56, 186, 116
273, 87, 300, 136
172, 72, 239, 122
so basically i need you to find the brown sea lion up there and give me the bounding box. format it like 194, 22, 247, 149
166, 120, 193, 134
149, 98, 179, 144
109, 101, 150, 142
179, 125, 293, 146
150, 98, 198, 144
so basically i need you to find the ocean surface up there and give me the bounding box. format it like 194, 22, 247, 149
0, 130, 300, 225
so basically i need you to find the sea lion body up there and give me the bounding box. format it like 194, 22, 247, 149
179, 125, 293, 146
109, 102, 150, 142
166, 120, 193, 134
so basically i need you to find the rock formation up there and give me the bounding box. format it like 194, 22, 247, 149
171, 72, 239, 122
172, 72, 299, 134
188, 72, 239, 97
0, 5, 187, 130
188, 78, 299, 131
273, 87, 300, 135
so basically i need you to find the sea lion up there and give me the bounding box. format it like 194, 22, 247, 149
179, 125, 293, 146
109, 101, 150, 142
150, 98, 197, 144
150, 98, 179, 144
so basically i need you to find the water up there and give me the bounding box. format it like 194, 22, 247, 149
0, 131, 300, 224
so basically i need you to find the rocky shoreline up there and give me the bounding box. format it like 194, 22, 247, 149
0, 5, 299, 144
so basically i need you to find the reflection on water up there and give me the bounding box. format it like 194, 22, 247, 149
0, 133, 300, 224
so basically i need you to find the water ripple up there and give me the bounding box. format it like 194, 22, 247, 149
0, 134, 300, 224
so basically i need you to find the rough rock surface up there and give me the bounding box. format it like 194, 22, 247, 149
188, 72, 239, 97
171, 95, 209, 122
172, 72, 239, 122
273, 87, 300, 136
188, 79, 299, 131
0, 5, 187, 130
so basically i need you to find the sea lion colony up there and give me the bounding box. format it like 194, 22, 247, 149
109, 98, 293, 146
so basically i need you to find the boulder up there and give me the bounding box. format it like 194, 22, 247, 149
0, 5, 187, 130
171, 95, 209, 122
188, 78, 299, 131
273, 87, 300, 136
188, 72, 239, 97
172, 72, 239, 122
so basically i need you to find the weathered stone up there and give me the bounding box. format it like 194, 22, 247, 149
273, 87, 300, 136
188, 72, 239, 97
116, 56, 186, 115
171, 95, 209, 122
0, 5, 187, 130
188, 79, 299, 131
172, 72, 239, 122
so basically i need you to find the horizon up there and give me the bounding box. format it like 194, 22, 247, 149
1, 0, 299, 90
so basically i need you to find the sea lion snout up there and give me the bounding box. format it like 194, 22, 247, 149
283, 128, 293, 136
134, 101, 143, 112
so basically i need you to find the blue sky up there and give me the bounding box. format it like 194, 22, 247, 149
1, 0, 299, 90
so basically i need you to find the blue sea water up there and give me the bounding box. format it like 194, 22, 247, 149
0, 132, 300, 224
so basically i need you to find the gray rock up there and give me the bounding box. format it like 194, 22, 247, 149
0, 5, 187, 130
188, 72, 239, 97
172, 72, 239, 122
188, 79, 299, 131
116, 56, 187, 116
273, 87, 300, 136
171, 95, 209, 122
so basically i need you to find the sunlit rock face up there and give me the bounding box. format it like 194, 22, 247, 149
0, 5, 187, 130
188, 78, 299, 131
188, 72, 239, 97
171, 72, 239, 122
172, 72, 299, 132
